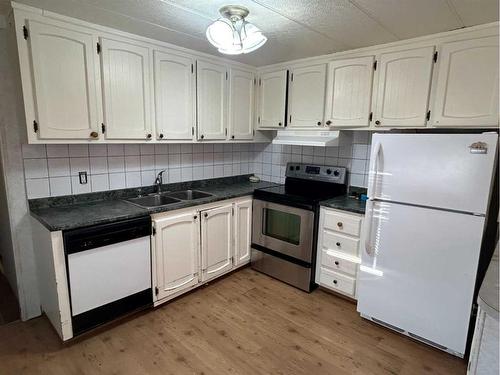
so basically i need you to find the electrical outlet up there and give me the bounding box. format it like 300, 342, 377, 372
78, 171, 88, 184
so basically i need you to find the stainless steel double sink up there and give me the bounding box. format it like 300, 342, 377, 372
127, 190, 213, 208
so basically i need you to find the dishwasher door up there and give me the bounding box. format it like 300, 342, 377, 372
64, 216, 152, 335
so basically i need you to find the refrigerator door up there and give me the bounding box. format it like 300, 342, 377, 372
368, 133, 497, 214
358, 200, 485, 355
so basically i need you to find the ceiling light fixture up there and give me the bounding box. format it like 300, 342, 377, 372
206, 5, 267, 55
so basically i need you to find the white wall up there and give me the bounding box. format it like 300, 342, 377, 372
0, 17, 40, 320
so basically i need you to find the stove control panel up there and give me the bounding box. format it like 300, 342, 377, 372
286, 163, 346, 183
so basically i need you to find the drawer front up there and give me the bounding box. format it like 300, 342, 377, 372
319, 268, 356, 296
322, 230, 360, 257
321, 250, 358, 276
323, 210, 361, 237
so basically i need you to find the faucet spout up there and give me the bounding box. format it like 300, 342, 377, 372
155, 170, 167, 194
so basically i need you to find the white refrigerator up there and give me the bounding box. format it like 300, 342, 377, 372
357, 133, 498, 358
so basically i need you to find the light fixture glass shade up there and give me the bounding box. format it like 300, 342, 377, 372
206, 9, 266, 55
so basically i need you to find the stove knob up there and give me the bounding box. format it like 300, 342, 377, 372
296, 165, 300, 171
289, 166, 294, 171
326, 169, 332, 175
333, 170, 340, 176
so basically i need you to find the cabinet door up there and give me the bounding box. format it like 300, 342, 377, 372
325, 56, 375, 128
373, 46, 435, 127
27, 20, 100, 140
154, 211, 199, 300
258, 70, 287, 128
234, 199, 252, 266
197, 60, 228, 140
288, 64, 327, 128
432, 36, 499, 127
154, 50, 195, 140
101, 37, 153, 140
201, 204, 233, 281
229, 68, 255, 140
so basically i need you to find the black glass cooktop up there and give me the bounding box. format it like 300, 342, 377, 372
254, 178, 347, 208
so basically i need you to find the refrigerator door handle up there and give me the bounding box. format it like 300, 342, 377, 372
364, 200, 375, 256
368, 141, 382, 199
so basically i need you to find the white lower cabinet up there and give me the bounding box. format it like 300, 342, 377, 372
152, 197, 252, 305
316, 207, 364, 299
201, 204, 233, 282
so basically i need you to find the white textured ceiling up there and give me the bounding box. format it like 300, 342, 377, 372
4, 0, 499, 66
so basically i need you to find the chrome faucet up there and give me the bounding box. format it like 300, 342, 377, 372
155, 170, 166, 194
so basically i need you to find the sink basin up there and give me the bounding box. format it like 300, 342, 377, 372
127, 194, 180, 208
165, 190, 213, 200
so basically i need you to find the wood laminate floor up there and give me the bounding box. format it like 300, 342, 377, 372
0, 268, 466, 375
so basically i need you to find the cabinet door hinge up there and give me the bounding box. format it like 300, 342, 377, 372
253, 78, 256, 85
232, 206, 234, 216
33, 120, 38, 133
154, 287, 159, 296
225, 128, 228, 136
225, 71, 228, 80
290, 73, 293, 82
433, 51, 438, 63
253, 129, 255, 136
369, 112, 373, 122
259, 78, 261, 86
101, 123, 105, 133
192, 127, 194, 136
373, 60, 377, 70
426, 110, 431, 121
23, 25, 28, 40
289, 115, 292, 123
191, 63, 194, 73
257, 116, 261, 124
96, 42, 101, 54
152, 226, 156, 236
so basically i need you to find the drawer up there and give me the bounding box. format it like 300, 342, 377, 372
323, 210, 362, 237
319, 268, 356, 296
322, 230, 360, 257
321, 250, 358, 276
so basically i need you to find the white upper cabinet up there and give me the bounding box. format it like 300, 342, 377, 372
101, 37, 153, 140
325, 56, 375, 128
229, 68, 255, 140
27, 20, 101, 140
197, 60, 228, 141
288, 64, 327, 128
153, 50, 195, 140
373, 46, 435, 128
258, 70, 287, 128
431, 36, 499, 127
201, 204, 233, 282
233, 198, 252, 266
153, 210, 199, 300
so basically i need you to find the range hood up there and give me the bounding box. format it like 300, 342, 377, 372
272, 130, 344, 147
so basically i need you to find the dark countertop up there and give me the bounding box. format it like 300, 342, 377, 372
30, 176, 276, 231
320, 195, 367, 215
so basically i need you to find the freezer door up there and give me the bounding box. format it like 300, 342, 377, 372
358, 200, 485, 355
368, 133, 497, 214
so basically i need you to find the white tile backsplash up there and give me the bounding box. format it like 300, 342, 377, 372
22, 132, 372, 199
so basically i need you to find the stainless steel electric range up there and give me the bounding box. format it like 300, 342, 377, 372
251, 162, 347, 292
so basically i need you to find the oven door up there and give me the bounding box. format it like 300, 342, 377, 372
252, 199, 314, 263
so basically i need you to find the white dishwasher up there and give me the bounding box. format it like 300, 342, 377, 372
63, 216, 152, 336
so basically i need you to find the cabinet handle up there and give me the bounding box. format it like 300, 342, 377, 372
200, 135, 205, 139
337, 222, 343, 228
204, 212, 208, 218
326, 120, 332, 126
375, 120, 381, 125
146, 133, 152, 139
278, 122, 282, 126
333, 280, 338, 285
159, 133, 164, 139
193, 215, 197, 220
334, 261, 339, 266
336, 242, 341, 247
90, 131, 99, 138
231, 135, 235, 139
317, 122, 322, 126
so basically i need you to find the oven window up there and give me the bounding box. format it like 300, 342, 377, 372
263, 208, 301, 245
